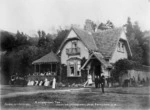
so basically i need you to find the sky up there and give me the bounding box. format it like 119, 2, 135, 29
0, 0, 150, 36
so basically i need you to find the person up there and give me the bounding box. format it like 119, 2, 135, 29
97, 76, 100, 88
100, 75, 105, 93
44, 78, 50, 86
95, 76, 98, 88
52, 77, 56, 89
88, 73, 93, 85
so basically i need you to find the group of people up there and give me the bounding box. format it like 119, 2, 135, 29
84, 74, 105, 93
30, 72, 56, 76
27, 78, 56, 88
95, 75, 105, 93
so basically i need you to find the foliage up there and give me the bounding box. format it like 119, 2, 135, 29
111, 59, 139, 82
81, 57, 87, 67
125, 17, 145, 64
0, 31, 16, 51
98, 20, 114, 30
53, 29, 69, 53
0, 18, 150, 84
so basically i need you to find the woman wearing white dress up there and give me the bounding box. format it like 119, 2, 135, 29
52, 77, 56, 89
88, 74, 93, 85
44, 78, 50, 86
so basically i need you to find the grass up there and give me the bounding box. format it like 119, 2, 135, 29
1, 87, 150, 109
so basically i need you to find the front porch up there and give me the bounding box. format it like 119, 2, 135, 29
81, 52, 112, 85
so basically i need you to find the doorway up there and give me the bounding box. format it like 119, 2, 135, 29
90, 59, 102, 81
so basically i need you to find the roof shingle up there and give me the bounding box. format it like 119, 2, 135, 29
32, 51, 59, 64
72, 27, 98, 51
93, 28, 123, 58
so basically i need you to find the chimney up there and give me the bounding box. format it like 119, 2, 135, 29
84, 19, 94, 33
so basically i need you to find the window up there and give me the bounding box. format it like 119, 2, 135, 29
72, 40, 77, 48
70, 66, 74, 75
52, 64, 56, 72
77, 61, 81, 76
122, 44, 124, 51
118, 42, 121, 51
117, 41, 124, 52
67, 59, 81, 77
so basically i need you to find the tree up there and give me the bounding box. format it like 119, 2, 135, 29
53, 29, 69, 53
37, 30, 54, 52
111, 59, 134, 82
125, 17, 144, 64
15, 31, 29, 47
0, 31, 16, 51
126, 17, 133, 37
142, 31, 150, 65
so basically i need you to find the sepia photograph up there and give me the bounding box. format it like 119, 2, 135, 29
0, 0, 150, 109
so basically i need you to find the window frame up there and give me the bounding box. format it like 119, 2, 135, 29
67, 59, 81, 77
117, 41, 125, 53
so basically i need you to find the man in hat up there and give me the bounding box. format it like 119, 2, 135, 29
100, 75, 105, 93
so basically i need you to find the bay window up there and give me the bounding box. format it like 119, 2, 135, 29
67, 59, 81, 77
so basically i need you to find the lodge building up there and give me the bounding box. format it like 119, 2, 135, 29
31, 20, 133, 85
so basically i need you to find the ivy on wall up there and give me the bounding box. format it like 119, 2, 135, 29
111, 59, 141, 82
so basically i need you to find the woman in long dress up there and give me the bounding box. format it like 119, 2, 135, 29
88, 73, 93, 85
52, 77, 56, 89
44, 78, 50, 86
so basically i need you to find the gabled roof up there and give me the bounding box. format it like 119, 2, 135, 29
58, 27, 131, 59
32, 51, 59, 64
93, 52, 112, 67
57, 27, 98, 54
72, 27, 98, 51
92, 28, 123, 58
81, 52, 112, 69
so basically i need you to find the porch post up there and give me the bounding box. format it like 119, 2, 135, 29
39, 64, 40, 73
55, 63, 57, 76
34, 64, 36, 72
100, 65, 101, 77
50, 63, 52, 73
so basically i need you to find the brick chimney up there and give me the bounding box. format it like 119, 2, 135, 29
84, 19, 95, 33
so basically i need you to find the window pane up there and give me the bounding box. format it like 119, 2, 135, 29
52, 64, 56, 72
70, 67, 74, 75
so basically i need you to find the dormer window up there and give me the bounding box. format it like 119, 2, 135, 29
72, 40, 77, 48
117, 41, 124, 53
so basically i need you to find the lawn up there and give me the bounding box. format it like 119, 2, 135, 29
1, 86, 150, 110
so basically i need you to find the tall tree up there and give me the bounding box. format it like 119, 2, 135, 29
125, 17, 144, 64
0, 31, 16, 52
142, 31, 150, 65
53, 29, 69, 53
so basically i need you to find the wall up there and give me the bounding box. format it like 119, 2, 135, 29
109, 46, 128, 63
119, 69, 150, 86
61, 65, 87, 85
61, 30, 89, 64
109, 32, 129, 63
128, 70, 149, 82
109, 41, 128, 63
67, 30, 78, 39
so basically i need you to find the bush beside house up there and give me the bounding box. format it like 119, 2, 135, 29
111, 59, 150, 87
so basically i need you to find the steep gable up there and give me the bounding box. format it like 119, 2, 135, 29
58, 27, 132, 59
93, 28, 123, 58
67, 30, 78, 39
72, 27, 98, 51
57, 27, 98, 54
